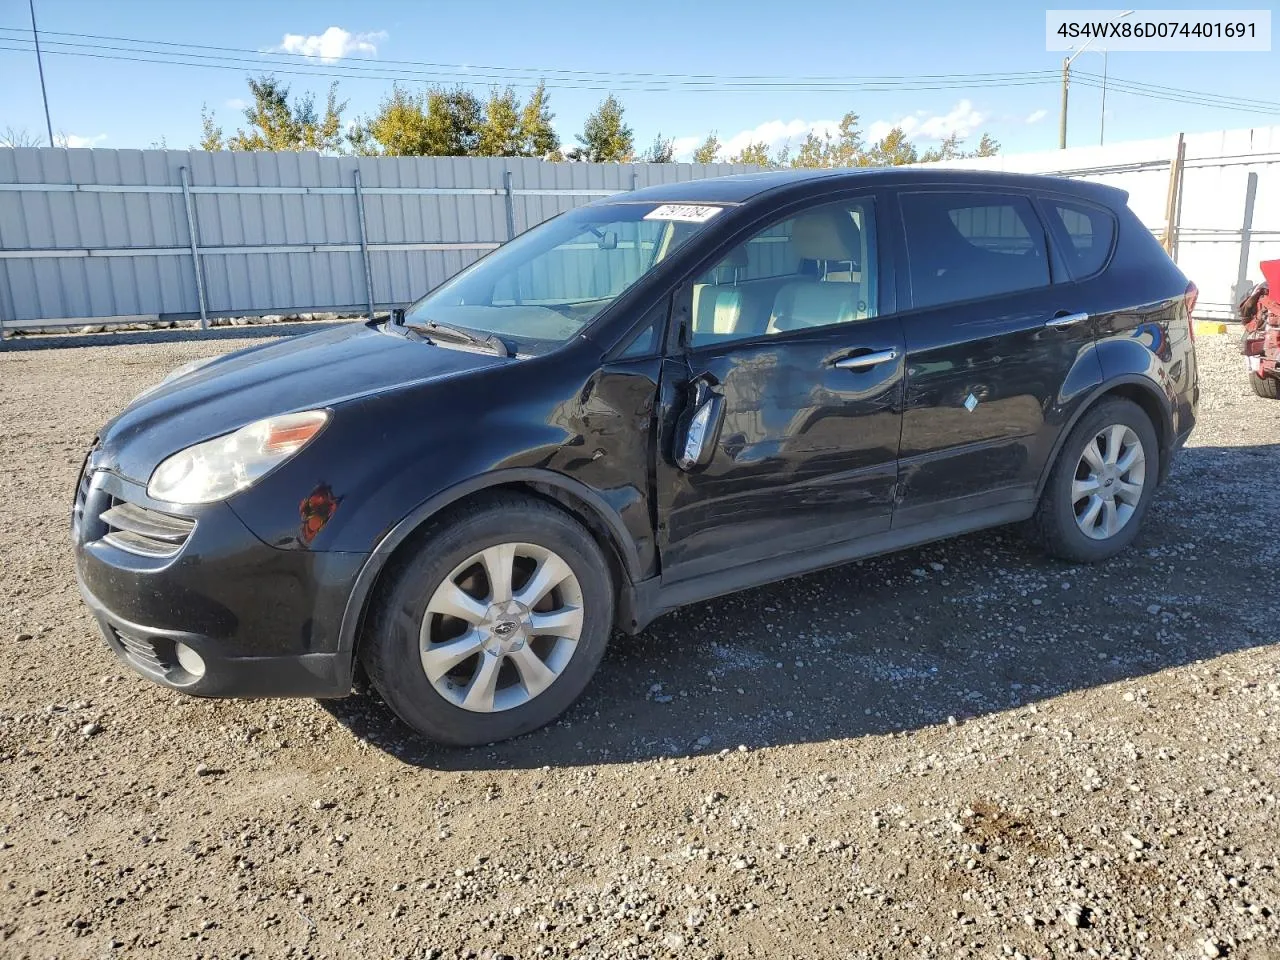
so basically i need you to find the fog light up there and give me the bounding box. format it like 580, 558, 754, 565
174, 642, 206, 679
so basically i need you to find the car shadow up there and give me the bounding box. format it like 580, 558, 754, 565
319, 441, 1278, 771
0, 320, 351, 352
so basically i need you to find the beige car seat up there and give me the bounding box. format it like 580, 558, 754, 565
766, 213, 868, 334
691, 245, 749, 336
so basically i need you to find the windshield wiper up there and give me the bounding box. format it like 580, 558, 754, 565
407, 320, 511, 357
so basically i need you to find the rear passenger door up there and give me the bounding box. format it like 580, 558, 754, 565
892, 190, 1100, 526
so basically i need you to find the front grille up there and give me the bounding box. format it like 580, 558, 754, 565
99, 499, 195, 559
113, 627, 166, 674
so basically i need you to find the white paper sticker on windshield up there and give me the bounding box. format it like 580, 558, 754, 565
643, 204, 722, 223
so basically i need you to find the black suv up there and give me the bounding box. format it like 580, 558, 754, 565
73, 169, 1199, 745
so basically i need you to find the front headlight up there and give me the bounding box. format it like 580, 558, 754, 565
147, 410, 329, 504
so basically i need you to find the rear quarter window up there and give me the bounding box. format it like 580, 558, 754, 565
1042, 199, 1117, 280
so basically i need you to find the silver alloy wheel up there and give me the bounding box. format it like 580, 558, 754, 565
419, 542, 584, 713
1071, 423, 1147, 541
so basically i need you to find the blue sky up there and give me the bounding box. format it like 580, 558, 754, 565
1, 0, 1276, 158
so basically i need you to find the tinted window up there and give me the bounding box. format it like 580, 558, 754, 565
1048, 200, 1115, 279
689, 200, 878, 346
403, 203, 717, 353
901, 193, 1049, 309
617, 320, 658, 358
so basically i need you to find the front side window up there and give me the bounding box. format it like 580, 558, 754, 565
403, 203, 720, 354
688, 199, 878, 346
900, 192, 1049, 310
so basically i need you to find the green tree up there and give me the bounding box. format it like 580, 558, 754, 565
919, 131, 963, 163
644, 133, 674, 163
345, 121, 379, 156
423, 86, 483, 155
829, 112, 866, 167
575, 94, 633, 162
224, 76, 347, 153
864, 126, 918, 166
477, 86, 522, 157
728, 140, 790, 168
357, 85, 430, 155
692, 133, 720, 164
792, 130, 830, 169
791, 112, 865, 169
968, 132, 1001, 157
728, 141, 773, 166
355, 85, 483, 156
518, 81, 559, 157
198, 105, 223, 151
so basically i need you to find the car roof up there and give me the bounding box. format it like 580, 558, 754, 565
620, 167, 1127, 208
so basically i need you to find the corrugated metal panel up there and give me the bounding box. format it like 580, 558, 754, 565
0, 147, 752, 327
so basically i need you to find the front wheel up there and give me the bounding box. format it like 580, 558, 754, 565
1030, 398, 1160, 563
360, 494, 614, 746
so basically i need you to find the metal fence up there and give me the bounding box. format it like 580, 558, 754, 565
0, 149, 752, 330
928, 125, 1280, 321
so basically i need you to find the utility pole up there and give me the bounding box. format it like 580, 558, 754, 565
1058, 56, 1070, 150
1059, 8, 1132, 150
29, 0, 54, 147
1099, 49, 1109, 145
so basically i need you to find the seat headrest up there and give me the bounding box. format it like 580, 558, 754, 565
717, 244, 749, 269
791, 212, 858, 262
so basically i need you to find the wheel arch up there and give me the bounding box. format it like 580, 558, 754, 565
1035, 375, 1175, 498
334, 469, 644, 682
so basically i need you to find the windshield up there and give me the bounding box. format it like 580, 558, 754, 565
402, 202, 722, 353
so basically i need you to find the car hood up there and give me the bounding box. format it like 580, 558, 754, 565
95, 321, 510, 482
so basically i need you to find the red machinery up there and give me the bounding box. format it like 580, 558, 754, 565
1239, 260, 1280, 400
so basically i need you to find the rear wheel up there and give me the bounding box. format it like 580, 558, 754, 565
360, 494, 614, 746
1249, 374, 1280, 399
1030, 398, 1160, 563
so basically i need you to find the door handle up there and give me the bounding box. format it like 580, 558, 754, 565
1046, 311, 1089, 328
833, 348, 900, 370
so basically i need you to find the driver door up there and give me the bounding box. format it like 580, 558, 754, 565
654, 196, 905, 584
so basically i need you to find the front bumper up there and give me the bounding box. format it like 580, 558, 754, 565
73, 467, 366, 699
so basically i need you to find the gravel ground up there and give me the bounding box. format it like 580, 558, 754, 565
1, 327, 1278, 960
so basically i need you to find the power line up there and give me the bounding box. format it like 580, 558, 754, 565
1070, 75, 1280, 115
1, 26, 1275, 117
0, 35, 1062, 93
0, 42, 1069, 95
0, 24, 1066, 85
1072, 70, 1277, 111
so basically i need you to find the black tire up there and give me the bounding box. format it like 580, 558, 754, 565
360, 493, 614, 746
1030, 398, 1160, 564
1249, 374, 1280, 399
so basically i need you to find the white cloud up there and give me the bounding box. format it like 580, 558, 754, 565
866, 99, 985, 143
225, 98, 248, 110
271, 26, 387, 63
721, 118, 840, 158
1025, 108, 1048, 124
672, 119, 842, 161
676, 100, 989, 162
57, 133, 107, 148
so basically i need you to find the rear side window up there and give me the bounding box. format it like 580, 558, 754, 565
900, 192, 1050, 309
1045, 199, 1116, 279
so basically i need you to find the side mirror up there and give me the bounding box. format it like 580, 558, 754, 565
674, 378, 725, 472
391, 307, 406, 325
